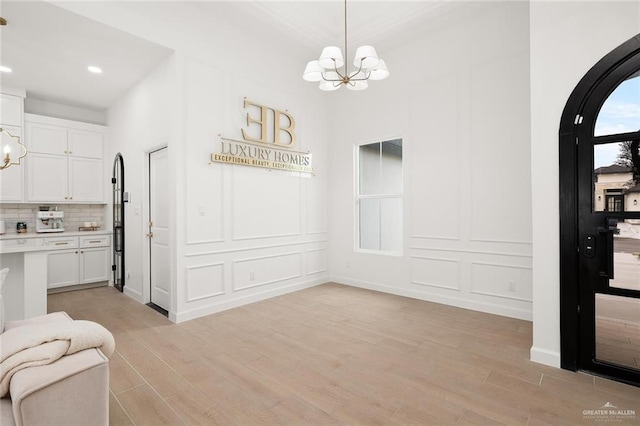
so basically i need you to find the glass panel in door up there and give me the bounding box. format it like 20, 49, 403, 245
595, 294, 640, 370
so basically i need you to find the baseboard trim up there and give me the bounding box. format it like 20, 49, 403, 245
330, 275, 533, 321
173, 277, 327, 323
123, 286, 143, 304
530, 346, 561, 368
47, 281, 108, 294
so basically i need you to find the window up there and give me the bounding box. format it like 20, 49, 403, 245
356, 139, 403, 254
594, 71, 640, 137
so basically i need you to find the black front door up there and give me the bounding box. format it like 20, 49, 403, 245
573, 48, 640, 386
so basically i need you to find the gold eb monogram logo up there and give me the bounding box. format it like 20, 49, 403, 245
241, 99, 297, 148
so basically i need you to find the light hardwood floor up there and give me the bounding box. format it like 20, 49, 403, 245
48, 283, 640, 425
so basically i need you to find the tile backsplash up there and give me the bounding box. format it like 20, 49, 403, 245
0, 204, 106, 234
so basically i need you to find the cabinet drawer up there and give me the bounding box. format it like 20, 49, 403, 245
43, 237, 78, 250
79, 235, 110, 248
0, 237, 43, 253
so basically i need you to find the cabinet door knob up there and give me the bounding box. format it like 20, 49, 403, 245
64, 197, 68, 200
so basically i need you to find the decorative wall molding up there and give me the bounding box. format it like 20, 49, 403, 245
185, 262, 226, 302
187, 238, 226, 246
469, 238, 533, 245
470, 261, 533, 302
410, 256, 461, 291
470, 289, 533, 303
470, 260, 532, 270
306, 248, 328, 275
409, 246, 532, 259
232, 232, 302, 242
230, 166, 303, 241
410, 235, 460, 241
174, 277, 325, 323
232, 251, 302, 292
185, 239, 327, 257
184, 57, 225, 246
331, 276, 532, 321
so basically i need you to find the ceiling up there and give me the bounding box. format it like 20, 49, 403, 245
191, 1, 456, 53
0, 1, 173, 111
0, 1, 461, 112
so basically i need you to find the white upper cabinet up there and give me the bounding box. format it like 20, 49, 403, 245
68, 130, 103, 158
69, 157, 104, 202
27, 153, 68, 202
26, 123, 68, 155
25, 114, 107, 203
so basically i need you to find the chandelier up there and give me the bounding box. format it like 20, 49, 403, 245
302, 0, 389, 91
0, 127, 27, 170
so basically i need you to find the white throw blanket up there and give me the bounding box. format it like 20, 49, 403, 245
0, 320, 115, 397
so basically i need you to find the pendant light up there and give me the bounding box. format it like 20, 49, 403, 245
303, 0, 389, 91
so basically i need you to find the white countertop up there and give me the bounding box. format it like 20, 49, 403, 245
0, 230, 111, 240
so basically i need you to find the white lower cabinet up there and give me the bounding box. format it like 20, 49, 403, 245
79, 247, 109, 284
47, 249, 79, 288
46, 235, 110, 289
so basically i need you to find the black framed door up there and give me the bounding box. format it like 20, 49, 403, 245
112, 153, 125, 292
561, 35, 640, 387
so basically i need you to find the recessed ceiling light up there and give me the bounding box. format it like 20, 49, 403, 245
0, 66, 12, 73
88, 66, 102, 74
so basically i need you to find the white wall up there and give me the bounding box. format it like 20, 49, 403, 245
25, 98, 106, 125
328, 2, 533, 320
530, 1, 640, 367
60, 2, 330, 322
176, 55, 329, 322
105, 55, 176, 304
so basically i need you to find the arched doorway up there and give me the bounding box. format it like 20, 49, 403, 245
560, 34, 640, 386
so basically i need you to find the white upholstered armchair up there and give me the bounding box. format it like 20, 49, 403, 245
0, 268, 111, 426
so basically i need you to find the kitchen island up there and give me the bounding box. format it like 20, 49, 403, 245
0, 230, 111, 321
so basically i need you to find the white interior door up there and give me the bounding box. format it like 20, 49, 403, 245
149, 147, 170, 311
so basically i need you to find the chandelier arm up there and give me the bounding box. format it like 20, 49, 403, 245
347, 61, 371, 81
321, 59, 347, 82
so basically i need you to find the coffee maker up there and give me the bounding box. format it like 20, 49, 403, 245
36, 211, 65, 233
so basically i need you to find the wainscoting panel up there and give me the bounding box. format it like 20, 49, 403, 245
469, 52, 531, 245
233, 251, 302, 291
470, 261, 532, 302
184, 57, 225, 245
409, 72, 460, 241
185, 262, 226, 302
231, 166, 302, 241
410, 256, 461, 291
307, 248, 328, 275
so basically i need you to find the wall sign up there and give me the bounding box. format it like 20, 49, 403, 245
211, 98, 313, 174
